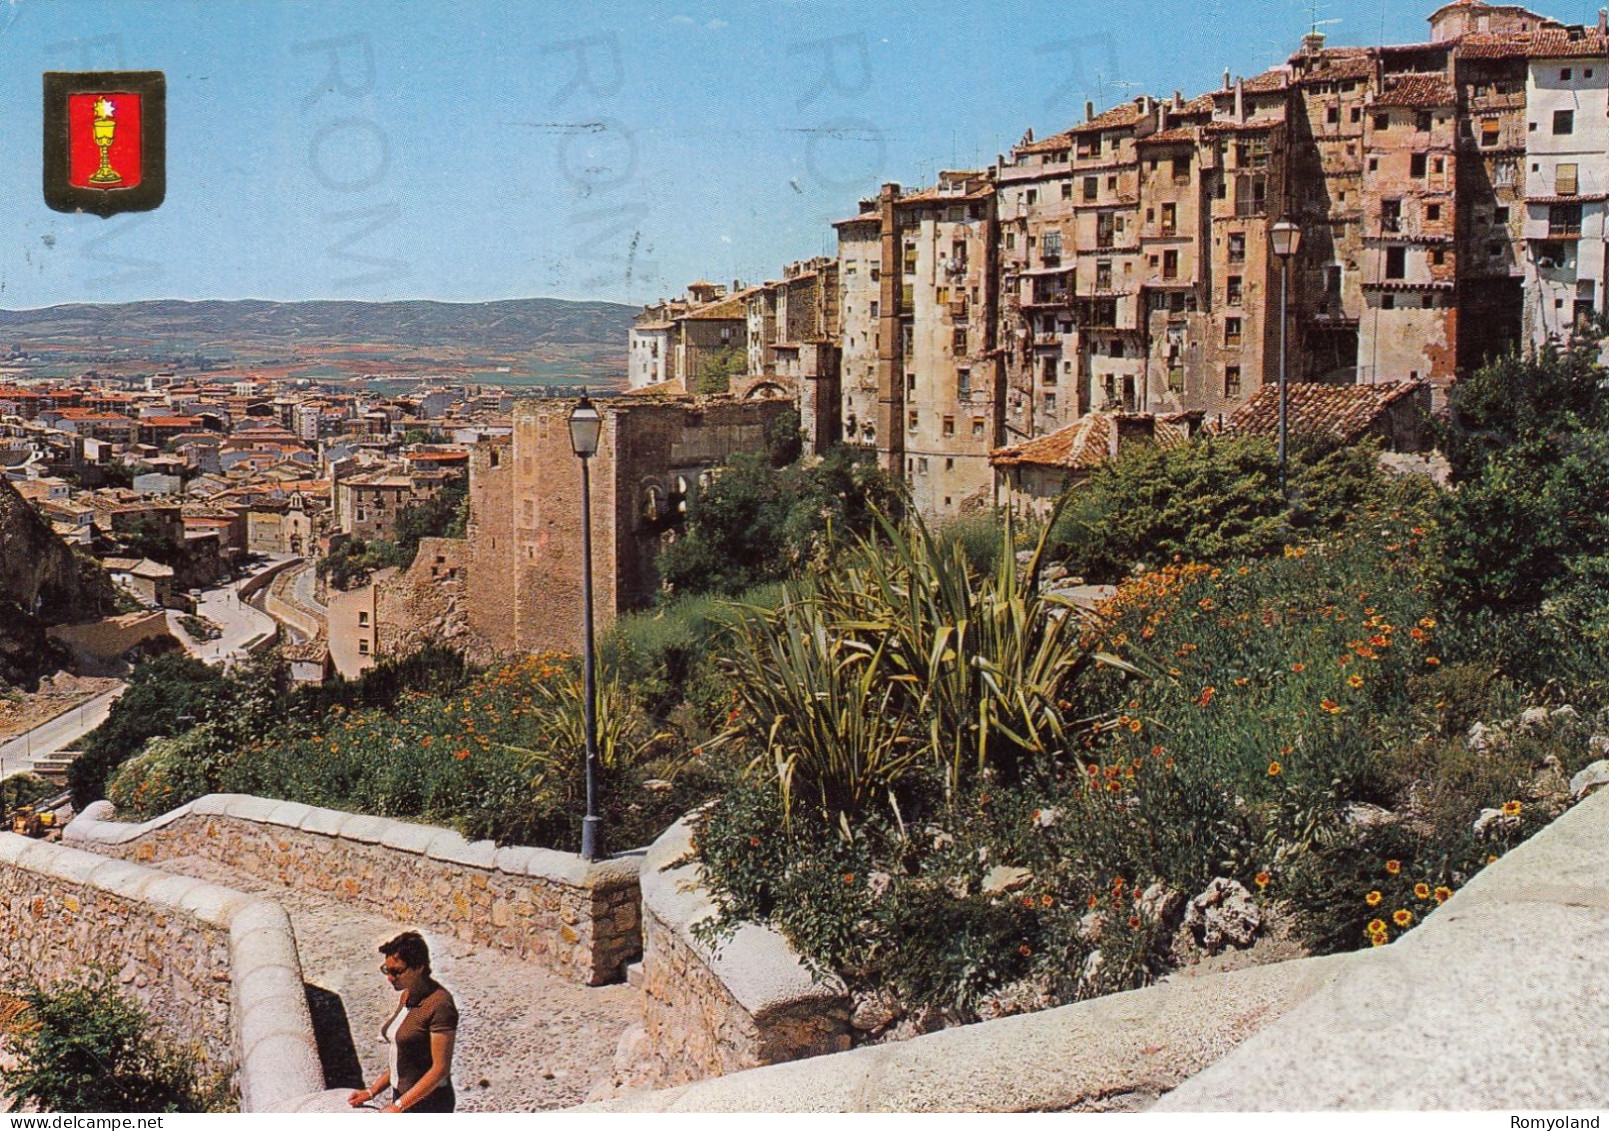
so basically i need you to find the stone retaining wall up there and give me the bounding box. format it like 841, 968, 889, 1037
0, 831, 327, 1112
637, 818, 849, 1087
67, 795, 642, 986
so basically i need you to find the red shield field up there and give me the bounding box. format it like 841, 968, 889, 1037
67, 90, 142, 190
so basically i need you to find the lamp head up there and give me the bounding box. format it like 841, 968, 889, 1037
1271, 218, 1301, 260
569, 389, 602, 458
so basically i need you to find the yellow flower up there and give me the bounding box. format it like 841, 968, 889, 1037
1255, 871, 1271, 889
1365, 890, 1383, 907
1433, 886, 1453, 904
1370, 933, 1388, 947
1367, 918, 1387, 934
1413, 883, 1431, 900
1393, 909, 1413, 927
1347, 673, 1365, 689
1501, 800, 1522, 817
1267, 761, 1282, 777
1385, 859, 1401, 875
1321, 699, 1342, 714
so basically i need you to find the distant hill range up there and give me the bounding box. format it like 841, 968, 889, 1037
0, 298, 638, 354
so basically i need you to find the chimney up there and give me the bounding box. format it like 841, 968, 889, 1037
1235, 76, 1246, 122
1303, 30, 1327, 55
1599, 7, 1606, 33
1173, 90, 1184, 111
1224, 68, 1232, 91
1158, 101, 1167, 130
1086, 100, 1095, 122
732, 278, 740, 293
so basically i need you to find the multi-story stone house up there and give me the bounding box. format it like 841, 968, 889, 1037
1521, 23, 1609, 345
835, 171, 999, 517
628, 281, 752, 391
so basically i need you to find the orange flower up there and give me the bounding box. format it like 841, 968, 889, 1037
1290, 662, 1306, 673
1234, 677, 1250, 687
1419, 617, 1436, 629
748, 835, 761, 847
1151, 745, 1166, 757
1320, 699, 1341, 714
1019, 944, 1033, 957
1254, 871, 1271, 889
1087, 894, 1099, 909
1267, 761, 1282, 777
1385, 859, 1401, 875
1393, 909, 1413, 927
1041, 894, 1055, 908
1195, 686, 1216, 708
454, 748, 470, 760
1434, 886, 1453, 904
842, 872, 856, 885
1425, 656, 1441, 666
1128, 718, 1143, 733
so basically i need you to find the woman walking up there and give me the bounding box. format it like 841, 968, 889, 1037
348, 931, 459, 1113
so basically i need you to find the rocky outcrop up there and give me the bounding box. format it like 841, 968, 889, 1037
0, 477, 116, 685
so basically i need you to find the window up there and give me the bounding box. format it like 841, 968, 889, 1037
1061, 182, 1073, 200
1096, 211, 1116, 248
1042, 230, 1062, 261
1411, 153, 1427, 178
1326, 105, 1340, 124
1044, 392, 1057, 412
957, 367, 971, 398
1549, 203, 1583, 236
972, 418, 985, 437
1433, 157, 1444, 174
1161, 202, 1177, 234
1431, 248, 1446, 266
942, 416, 955, 437
1422, 294, 1436, 309
1096, 260, 1113, 290
1224, 317, 1243, 347
1554, 109, 1575, 135
1324, 263, 1343, 296
908, 410, 919, 431
1107, 175, 1118, 190
1385, 246, 1407, 279
358, 611, 370, 626
1234, 174, 1267, 217
953, 327, 968, 353
1226, 275, 1243, 305
1004, 232, 1016, 250
1224, 365, 1242, 397
1374, 112, 1390, 131
1173, 155, 1190, 184
1083, 176, 1098, 201
1481, 118, 1500, 146
1417, 111, 1433, 132
1556, 163, 1579, 196
1381, 198, 1402, 233
1228, 232, 1246, 263
1351, 106, 1362, 123
359, 640, 370, 655
1026, 189, 1038, 205
1494, 206, 1509, 225
1381, 294, 1396, 310
1426, 203, 1441, 222
1162, 250, 1179, 279
1561, 67, 1573, 80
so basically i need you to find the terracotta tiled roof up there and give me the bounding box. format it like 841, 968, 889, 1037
679, 295, 750, 321
1524, 27, 1609, 57
1068, 101, 1149, 135
1241, 68, 1291, 93
1294, 55, 1376, 82
1139, 127, 1199, 145
1203, 115, 1286, 133
1224, 381, 1427, 441
1376, 74, 1457, 107
898, 181, 995, 204
990, 412, 1193, 470
623, 377, 689, 397
1457, 33, 1534, 58
1017, 130, 1074, 155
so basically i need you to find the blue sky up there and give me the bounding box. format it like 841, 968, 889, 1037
0, 0, 1587, 310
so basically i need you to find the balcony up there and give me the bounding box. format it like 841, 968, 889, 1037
1549, 222, 1583, 239
949, 299, 970, 321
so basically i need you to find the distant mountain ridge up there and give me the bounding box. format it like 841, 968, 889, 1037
0, 298, 638, 353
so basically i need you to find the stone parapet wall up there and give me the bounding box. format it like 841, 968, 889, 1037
638, 818, 849, 1087
67, 795, 642, 986
0, 830, 326, 1113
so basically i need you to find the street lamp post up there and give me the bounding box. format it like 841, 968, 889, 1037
568, 390, 604, 862
1270, 218, 1302, 499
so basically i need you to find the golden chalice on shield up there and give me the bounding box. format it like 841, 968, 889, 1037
88, 97, 122, 185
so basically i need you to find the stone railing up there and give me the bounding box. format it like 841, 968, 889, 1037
636, 817, 850, 1087
66, 795, 642, 985
0, 831, 332, 1113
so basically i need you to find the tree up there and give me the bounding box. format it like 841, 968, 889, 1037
1047, 434, 1389, 583
3, 969, 220, 1113
656, 447, 904, 597
692, 344, 747, 395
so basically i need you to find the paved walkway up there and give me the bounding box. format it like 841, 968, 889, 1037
0, 684, 124, 781
150, 854, 639, 1111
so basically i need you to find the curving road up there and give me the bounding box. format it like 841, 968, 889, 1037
0, 683, 124, 781
169, 561, 284, 667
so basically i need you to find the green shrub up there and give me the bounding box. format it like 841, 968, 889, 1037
2, 969, 229, 1113
1047, 434, 1391, 583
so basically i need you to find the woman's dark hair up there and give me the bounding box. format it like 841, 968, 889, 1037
379, 931, 431, 975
